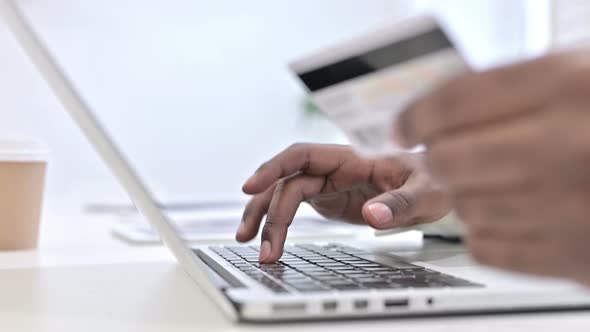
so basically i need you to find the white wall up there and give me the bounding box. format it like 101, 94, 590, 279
1, 0, 543, 212
551, 0, 590, 48
414, 0, 529, 68
1, 0, 411, 210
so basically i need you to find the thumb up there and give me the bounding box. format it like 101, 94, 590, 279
361, 175, 451, 230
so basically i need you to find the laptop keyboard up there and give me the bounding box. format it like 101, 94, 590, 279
210, 244, 481, 293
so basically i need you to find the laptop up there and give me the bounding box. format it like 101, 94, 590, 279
4, 0, 590, 322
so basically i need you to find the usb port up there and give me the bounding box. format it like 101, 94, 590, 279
354, 299, 369, 310
272, 303, 306, 313
323, 301, 338, 311
384, 299, 409, 308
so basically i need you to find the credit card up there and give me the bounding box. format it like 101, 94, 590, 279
289, 15, 468, 157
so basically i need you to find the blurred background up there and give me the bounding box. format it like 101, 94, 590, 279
0, 0, 589, 213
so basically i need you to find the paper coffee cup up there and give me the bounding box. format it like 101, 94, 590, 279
0, 138, 48, 250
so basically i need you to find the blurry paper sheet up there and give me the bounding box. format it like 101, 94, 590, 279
111, 204, 365, 244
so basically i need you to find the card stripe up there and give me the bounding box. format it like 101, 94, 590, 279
297, 28, 454, 92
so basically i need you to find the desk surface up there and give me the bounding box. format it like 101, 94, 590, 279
1, 211, 590, 331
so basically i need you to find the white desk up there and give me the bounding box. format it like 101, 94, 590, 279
1, 211, 590, 331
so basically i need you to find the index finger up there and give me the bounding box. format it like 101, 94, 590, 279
242, 143, 364, 194
396, 53, 575, 147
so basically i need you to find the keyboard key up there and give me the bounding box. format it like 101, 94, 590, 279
322, 263, 349, 268
279, 257, 303, 262
330, 265, 359, 270
355, 277, 387, 283
307, 258, 334, 264
294, 285, 330, 292
209, 244, 481, 293
344, 273, 374, 279
241, 258, 260, 263
364, 266, 397, 272
294, 264, 324, 269
306, 270, 337, 276
355, 254, 424, 270
285, 261, 313, 266
288, 280, 328, 290
281, 276, 312, 282
338, 257, 365, 262
356, 263, 383, 268
260, 264, 285, 270
324, 279, 358, 286
384, 275, 419, 281
332, 284, 363, 290
362, 281, 400, 289
313, 274, 346, 281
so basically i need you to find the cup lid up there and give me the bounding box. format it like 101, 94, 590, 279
0, 138, 49, 162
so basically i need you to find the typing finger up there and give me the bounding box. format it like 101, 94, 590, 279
259, 174, 326, 263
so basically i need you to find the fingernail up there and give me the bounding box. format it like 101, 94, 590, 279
259, 240, 271, 262
368, 203, 394, 226
243, 175, 256, 189
236, 222, 246, 236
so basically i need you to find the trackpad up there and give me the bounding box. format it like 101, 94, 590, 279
393, 248, 475, 268
356, 253, 423, 269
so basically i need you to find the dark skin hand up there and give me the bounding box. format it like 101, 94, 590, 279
397, 49, 590, 286
237, 144, 452, 263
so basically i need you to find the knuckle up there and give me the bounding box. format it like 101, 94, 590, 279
287, 142, 308, 155
273, 178, 287, 194
286, 143, 312, 170
261, 215, 289, 239
262, 219, 273, 232
261, 220, 273, 240
387, 190, 415, 214
274, 175, 298, 195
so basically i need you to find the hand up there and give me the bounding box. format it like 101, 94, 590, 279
397, 50, 590, 285
237, 144, 452, 263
